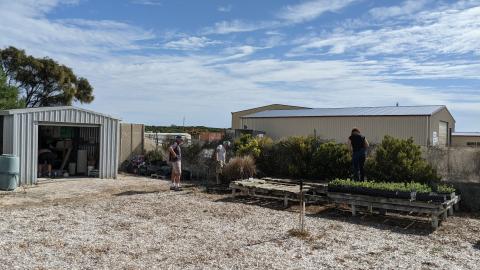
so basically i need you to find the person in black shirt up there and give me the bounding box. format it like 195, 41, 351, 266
348, 128, 369, 181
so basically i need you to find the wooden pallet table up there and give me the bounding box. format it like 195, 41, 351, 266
327, 192, 461, 229
230, 178, 328, 206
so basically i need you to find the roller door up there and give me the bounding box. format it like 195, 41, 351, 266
439, 121, 448, 146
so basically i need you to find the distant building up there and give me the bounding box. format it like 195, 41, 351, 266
451, 132, 480, 147
195, 131, 224, 143
231, 104, 309, 130
144, 132, 191, 148
236, 105, 456, 146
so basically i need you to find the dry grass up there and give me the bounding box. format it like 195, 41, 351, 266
222, 155, 256, 182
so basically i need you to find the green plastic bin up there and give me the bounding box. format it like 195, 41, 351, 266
0, 154, 19, 191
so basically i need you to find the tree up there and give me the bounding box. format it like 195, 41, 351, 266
0, 67, 24, 110
0, 46, 94, 107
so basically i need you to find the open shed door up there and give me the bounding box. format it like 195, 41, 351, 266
439, 121, 448, 146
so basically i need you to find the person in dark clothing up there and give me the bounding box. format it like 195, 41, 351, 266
348, 128, 369, 181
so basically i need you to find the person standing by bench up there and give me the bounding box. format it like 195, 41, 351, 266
168, 136, 183, 191
348, 128, 369, 181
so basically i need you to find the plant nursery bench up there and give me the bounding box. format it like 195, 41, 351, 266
230, 178, 328, 207
327, 192, 461, 229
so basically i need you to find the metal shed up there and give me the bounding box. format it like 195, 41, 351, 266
239, 105, 455, 146
0, 106, 120, 185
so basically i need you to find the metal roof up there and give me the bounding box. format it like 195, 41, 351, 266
452, 132, 480, 137
242, 105, 446, 118
0, 106, 120, 120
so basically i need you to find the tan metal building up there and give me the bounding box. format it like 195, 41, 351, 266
451, 132, 480, 147
239, 105, 455, 146
231, 104, 309, 129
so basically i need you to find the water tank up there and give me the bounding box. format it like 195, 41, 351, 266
0, 154, 19, 191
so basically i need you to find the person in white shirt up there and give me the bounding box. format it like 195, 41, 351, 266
215, 142, 227, 184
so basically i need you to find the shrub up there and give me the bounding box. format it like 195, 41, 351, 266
223, 156, 256, 182
312, 142, 351, 180
144, 149, 164, 163
235, 134, 262, 158
273, 136, 321, 179
181, 143, 204, 167
365, 136, 440, 184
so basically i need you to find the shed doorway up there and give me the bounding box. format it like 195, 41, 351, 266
439, 121, 448, 147
37, 125, 100, 179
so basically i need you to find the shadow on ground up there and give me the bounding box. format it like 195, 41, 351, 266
114, 190, 160, 196
216, 195, 435, 235
474, 241, 480, 250
216, 196, 289, 210
307, 205, 435, 236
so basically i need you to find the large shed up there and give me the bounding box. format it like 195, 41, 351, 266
239, 105, 455, 146
231, 104, 309, 129
0, 106, 120, 185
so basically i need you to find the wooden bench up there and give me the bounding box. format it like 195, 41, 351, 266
327, 192, 461, 229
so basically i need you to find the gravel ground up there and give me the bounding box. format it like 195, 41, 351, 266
0, 175, 479, 269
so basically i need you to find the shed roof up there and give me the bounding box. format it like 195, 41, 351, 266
452, 132, 480, 137
0, 106, 120, 120
242, 105, 446, 118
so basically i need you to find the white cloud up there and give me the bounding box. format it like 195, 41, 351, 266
203, 0, 357, 35
369, 0, 430, 20
202, 19, 277, 35
218, 5, 232, 12
277, 0, 357, 23
164, 36, 221, 50
0, 0, 154, 58
292, 5, 480, 57
0, 0, 79, 17
130, 0, 162, 6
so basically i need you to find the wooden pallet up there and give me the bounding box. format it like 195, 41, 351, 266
230, 178, 328, 206
327, 192, 461, 229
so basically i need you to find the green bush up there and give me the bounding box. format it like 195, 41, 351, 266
256, 137, 349, 181
235, 134, 262, 158
267, 136, 321, 179
366, 136, 440, 184
144, 149, 164, 163
312, 142, 351, 180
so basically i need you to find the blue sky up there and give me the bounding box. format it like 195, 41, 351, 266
0, 0, 479, 130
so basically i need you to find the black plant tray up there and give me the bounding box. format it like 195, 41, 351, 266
328, 186, 413, 200
415, 192, 447, 203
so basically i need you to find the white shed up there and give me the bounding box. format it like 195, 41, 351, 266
0, 106, 120, 185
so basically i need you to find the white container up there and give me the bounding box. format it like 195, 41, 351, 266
87, 166, 94, 176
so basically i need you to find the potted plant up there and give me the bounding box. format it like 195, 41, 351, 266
436, 184, 456, 200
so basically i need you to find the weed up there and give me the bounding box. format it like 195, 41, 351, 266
288, 228, 311, 239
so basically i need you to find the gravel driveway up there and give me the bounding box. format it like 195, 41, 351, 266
0, 175, 479, 269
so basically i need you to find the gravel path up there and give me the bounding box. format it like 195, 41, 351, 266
0, 175, 479, 269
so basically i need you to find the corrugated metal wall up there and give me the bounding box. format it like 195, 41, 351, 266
241, 115, 429, 145
1, 107, 119, 185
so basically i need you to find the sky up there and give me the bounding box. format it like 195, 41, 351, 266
0, 0, 479, 130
